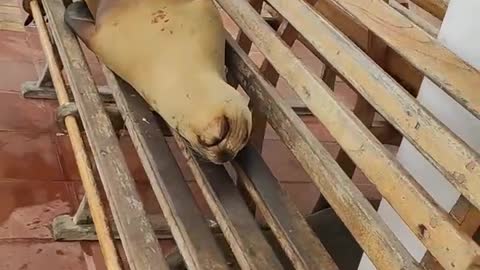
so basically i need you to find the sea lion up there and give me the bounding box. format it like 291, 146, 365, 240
64, 0, 252, 164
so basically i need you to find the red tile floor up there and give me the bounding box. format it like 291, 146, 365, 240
0, 2, 382, 269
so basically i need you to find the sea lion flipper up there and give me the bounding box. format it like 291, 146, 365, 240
64, 1, 96, 49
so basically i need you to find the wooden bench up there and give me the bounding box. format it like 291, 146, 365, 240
21, 0, 479, 269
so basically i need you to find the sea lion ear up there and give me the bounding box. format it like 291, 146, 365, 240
64, 1, 96, 49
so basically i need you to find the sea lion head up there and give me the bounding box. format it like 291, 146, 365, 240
63, 0, 253, 164
176, 84, 252, 164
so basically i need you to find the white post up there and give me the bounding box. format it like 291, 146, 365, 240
358, 1, 480, 268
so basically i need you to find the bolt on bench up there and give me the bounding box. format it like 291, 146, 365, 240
20, 0, 480, 269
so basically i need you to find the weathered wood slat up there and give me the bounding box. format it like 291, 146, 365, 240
389, 0, 439, 37
335, 0, 480, 118
42, 0, 169, 269
250, 0, 322, 152
332, 28, 385, 179
102, 67, 230, 270
233, 0, 267, 217
421, 196, 480, 269
306, 0, 423, 96
410, 0, 448, 19
22, 83, 115, 102
224, 34, 420, 270
234, 145, 338, 270
220, 0, 480, 269
30, 2, 122, 269
289, 0, 480, 227
219, 1, 480, 269
389, 3, 478, 260
173, 133, 285, 270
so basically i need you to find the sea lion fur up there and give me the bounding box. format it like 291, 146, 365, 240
65, 0, 252, 164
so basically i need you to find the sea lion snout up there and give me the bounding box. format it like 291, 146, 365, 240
191, 106, 252, 165
197, 116, 230, 147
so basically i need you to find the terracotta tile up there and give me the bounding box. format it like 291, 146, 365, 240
261, 139, 309, 183
25, 30, 45, 69
135, 183, 162, 215
303, 116, 336, 142
165, 138, 195, 181
220, 10, 239, 36
55, 133, 82, 181
82, 240, 176, 270
249, 51, 264, 67
32, 58, 46, 77
0, 131, 64, 181
0, 30, 31, 62
55, 130, 108, 183
0, 241, 87, 270
261, 123, 279, 140
274, 77, 297, 101
187, 181, 213, 219
292, 41, 327, 76
0, 60, 37, 91
118, 134, 149, 182
24, 28, 47, 75
0, 91, 55, 132
333, 81, 358, 110
356, 183, 381, 201
281, 182, 321, 215
261, 139, 340, 183
85, 57, 107, 86
79, 41, 100, 63
82, 242, 126, 270
77, 40, 107, 86
0, 180, 75, 239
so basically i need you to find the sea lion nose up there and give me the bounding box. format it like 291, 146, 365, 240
197, 116, 230, 147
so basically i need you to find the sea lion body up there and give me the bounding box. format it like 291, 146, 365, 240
66, 0, 252, 163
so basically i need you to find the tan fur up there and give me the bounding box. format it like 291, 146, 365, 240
82, 0, 252, 163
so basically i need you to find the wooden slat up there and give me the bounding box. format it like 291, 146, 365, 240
330, 0, 479, 119
30, 2, 122, 269
389, 0, 439, 37
224, 33, 420, 270
233, 144, 338, 270
217, 1, 480, 269
327, 0, 480, 217
232, 0, 265, 216
332, 28, 385, 179
308, 0, 423, 96
407, 10, 480, 260
101, 68, 230, 270
173, 133, 285, 270
235, 0, 264, 54
42, 0, 169, 269
410, 0, 449, 19
422, 197, 480, 269
314, 28, 384, 210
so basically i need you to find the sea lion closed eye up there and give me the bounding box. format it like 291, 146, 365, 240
65, 0, 252, 164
